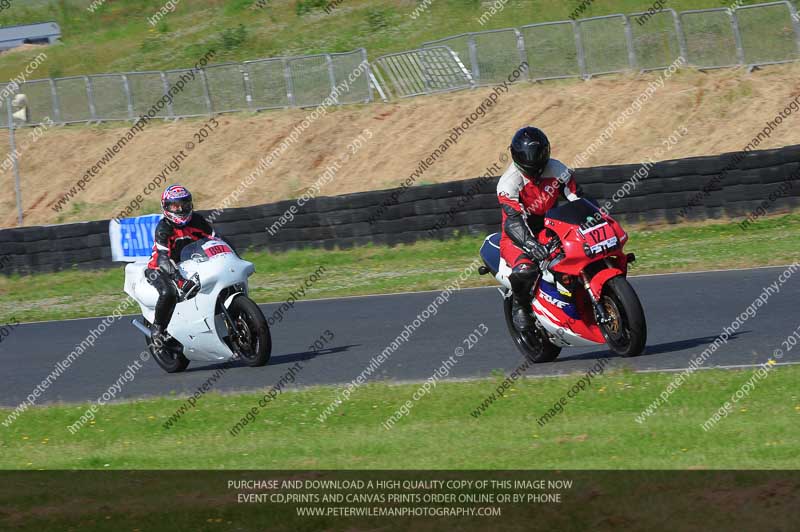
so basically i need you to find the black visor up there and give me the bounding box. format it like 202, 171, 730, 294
165, 198, 192, 215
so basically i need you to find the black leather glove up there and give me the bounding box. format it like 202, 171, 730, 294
524, 240, 549, 261
157, 255, 179, 280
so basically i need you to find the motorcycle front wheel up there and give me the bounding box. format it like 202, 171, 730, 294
503, 294, 561, 363
227, 296, 272, 367
599, 276, 647, 357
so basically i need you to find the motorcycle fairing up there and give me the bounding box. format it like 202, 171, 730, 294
532, 274, 606, 346
537, 279, 579, 320
124, 239, 256, 362
480, 233, 512, 290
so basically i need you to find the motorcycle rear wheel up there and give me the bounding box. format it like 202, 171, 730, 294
503, 295, 561, 363
228, 296, 272, 367
599, 276, 647, 357
145, 320, 190, 373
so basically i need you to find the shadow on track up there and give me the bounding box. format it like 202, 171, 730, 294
184, 344, 360, 373
554, 332, 750, 363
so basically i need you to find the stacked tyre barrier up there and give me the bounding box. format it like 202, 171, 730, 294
1, 144, 799, 275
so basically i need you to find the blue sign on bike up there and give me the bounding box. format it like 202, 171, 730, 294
109, 214, 162, 262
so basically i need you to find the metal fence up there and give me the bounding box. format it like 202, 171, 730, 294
371, 46, 473, 99
0, 48, 373, 128
2, 2, 800, 128
421, 1, 800, 85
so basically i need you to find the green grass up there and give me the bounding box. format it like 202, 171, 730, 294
0, 0, 783, 81
2, 212, 799, 323
2, 363, 799, 469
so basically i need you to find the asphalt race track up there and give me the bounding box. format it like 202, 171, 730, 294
1, 266, 798, 407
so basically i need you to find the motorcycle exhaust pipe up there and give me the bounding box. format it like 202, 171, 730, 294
132, 319, 152, 339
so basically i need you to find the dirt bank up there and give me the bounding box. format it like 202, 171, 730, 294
2, 63, 800, 228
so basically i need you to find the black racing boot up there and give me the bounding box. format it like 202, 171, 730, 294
509, 265, 538, 332
511, 296, 535, 331
150, 323, 168, 355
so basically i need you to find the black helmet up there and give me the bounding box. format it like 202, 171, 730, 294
510, 127, 550, 179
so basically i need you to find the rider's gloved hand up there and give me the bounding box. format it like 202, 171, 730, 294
524, 240, 549, 261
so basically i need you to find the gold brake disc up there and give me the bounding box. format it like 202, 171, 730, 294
603, 299, 621, 334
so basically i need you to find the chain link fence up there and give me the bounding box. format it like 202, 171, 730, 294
3, 1, 800, 227
1, 2, 800, 129
422, 1, 800, 85
0, 48, 372, 128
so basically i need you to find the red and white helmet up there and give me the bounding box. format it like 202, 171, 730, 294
161, 185, 193, 226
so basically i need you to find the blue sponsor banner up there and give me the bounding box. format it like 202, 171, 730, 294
109, 214, 162, 262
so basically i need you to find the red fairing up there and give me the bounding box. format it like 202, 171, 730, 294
588, 267, 624, 300
538, 214, 629, 277
530, 201, 632, 345
533, 285, 606, 344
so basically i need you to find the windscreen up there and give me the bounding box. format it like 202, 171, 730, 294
179, 238, 234, 263
545, 198, 603, 225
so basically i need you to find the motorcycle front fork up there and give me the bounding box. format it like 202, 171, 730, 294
580, 272, 612, 325
220, 304, 240, 342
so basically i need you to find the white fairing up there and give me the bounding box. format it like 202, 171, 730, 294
495, 256, 512, 290
124, 240, 254, 362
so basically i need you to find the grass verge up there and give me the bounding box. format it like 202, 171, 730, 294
2, 213, 799, 323
1, 364, 799, 469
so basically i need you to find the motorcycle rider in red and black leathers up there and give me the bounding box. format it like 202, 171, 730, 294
147, 185, 215, 345
498, 127, 581, 332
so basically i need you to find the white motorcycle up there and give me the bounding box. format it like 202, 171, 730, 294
124, 237, 271, 373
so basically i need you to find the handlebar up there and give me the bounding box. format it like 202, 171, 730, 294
545, 237, 560, 257
539, 238, 561, 270
176, 273, 201, 301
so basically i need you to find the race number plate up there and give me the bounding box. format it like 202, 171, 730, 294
579, 222, 618, 254
202, 240, 233, 258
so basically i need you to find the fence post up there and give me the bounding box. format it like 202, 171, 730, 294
622, 15, 638, 70
283, 58, 295, 107
729, 9, 746, 65
325, 54, 338, 104
786, 1, 800, 55
361, 48, 373, 103
671, 9, 689, 64
571, 20, 588, 79
467, 34, 481, 82
513, 29, 530, 80
48, 78, 61, 123
240, 63, 254, 111
159, 72, 175, 117
198, 69, 213, 115
6, 93, 23, 226
120, 74, 135, 120
85, 76, 97, 121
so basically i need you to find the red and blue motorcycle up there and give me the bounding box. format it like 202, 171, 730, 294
479, 198, 647, 362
